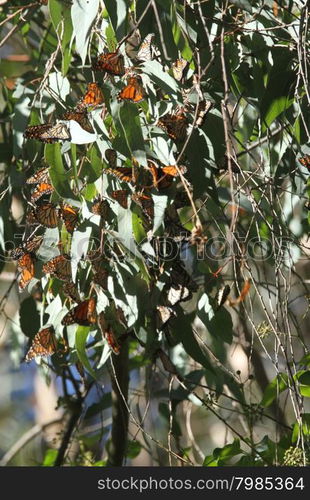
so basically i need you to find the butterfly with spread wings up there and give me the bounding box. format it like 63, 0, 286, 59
78, 82, 104, 108
24, 122, 71, 143
62, 281, 81, 303
157, 111, 188, 141
117, 76, 144, 103
92, 51, 125, 76
61, 297, 97, 326
43, 254, 71, 281
24, 326, 57, 362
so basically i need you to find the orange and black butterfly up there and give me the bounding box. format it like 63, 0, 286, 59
62, 108, 93, 133
59, 202, 79, 234
61, 297, 97, 326
24, 122, 71, 143
63, 281, 80, 303
91, 198, 110, 218
137, 33, 155, 62
43, 254, 71, 281
299, 154, 310, 171
79, 82, 104, 108
30, 182, 54, 203
11, 234, 43, 260
29, 201, 59, 228
111, 189, 129, 209
24, 326, 57, 362
105, 325, 121, 355
147, 161, 184, 190
106, 166, 137, 184
26, 167, 50, 185
172, 58, 187, 81
118, 76, 144, 103
18, 253, 35, 289
157, 111, 188, 141
92, 51, 125, 76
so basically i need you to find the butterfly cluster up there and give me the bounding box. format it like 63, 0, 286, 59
18, 30, 218, 366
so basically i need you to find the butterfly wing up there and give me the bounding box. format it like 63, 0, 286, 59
92, 52, 125, 75
25, 326, 57, 362
299, 154, 310, 171
62, 109, 93, 133
137, 33, 155, 62
79, 82, 104, 108
26, 167, 50, 184
157, 112, 188, 141
118, 77, 144, 103
61, 297, 97, 326
18, 253, 35, 289
172, 58, 187, 81
43, 255, 71, 281
111, 189, 129, 209
31, 182, 54, 202
106, 167, 136, 184
60, 203, 79, 234
34, 202, 59, 228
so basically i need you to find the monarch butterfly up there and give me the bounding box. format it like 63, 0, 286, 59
172, 58, 187, 81
24, 326, 57, 362
91, 198, 110, 218
59, 202, 79, 234
63, 281, 80, 303
117, 76, 144, 103
43, 254, 71, 281
298, 154, 310, 171
137, 33, 155, 62
131, 192, 154, 220
92, 51, 125, 76
147, 161, 184, 190
106, 166, 137, 184
24, 122, 71, 143
29, 201, 59, 228
105, 148, 117, 169
111, 189, 129, 209
105, 325, 121, 355
18, 253, 35, 289
62, 108, 93, 133
26, 167, 50, 185
79, 82, 104, 108
61, 297, 97, 326
30, 182, 54, 203
215, 285, 231, 310
11, 234, 43, 260
157, 111, 188, 141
